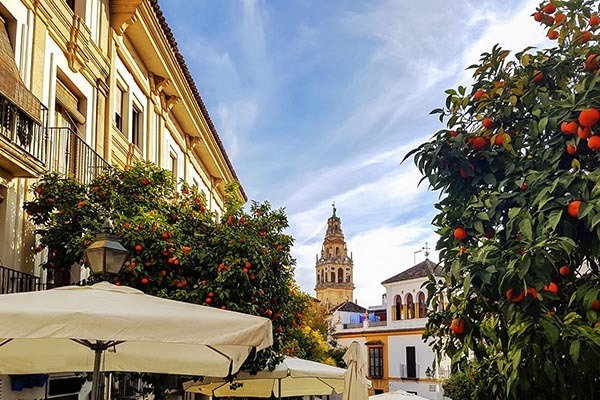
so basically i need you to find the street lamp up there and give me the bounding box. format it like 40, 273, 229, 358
425, 366, 434, 379
84, 218, 128, 276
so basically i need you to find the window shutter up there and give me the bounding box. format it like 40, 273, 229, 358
56, 80, 85, 124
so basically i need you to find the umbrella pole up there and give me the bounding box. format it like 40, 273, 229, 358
278, 378, 281, 400
91, 346, 103, 400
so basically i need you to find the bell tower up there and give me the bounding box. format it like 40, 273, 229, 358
315, 204, 354, 310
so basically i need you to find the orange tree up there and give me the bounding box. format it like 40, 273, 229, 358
24, 161, 309, 375
408, 1, 600, 398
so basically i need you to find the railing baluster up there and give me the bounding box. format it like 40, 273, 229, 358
0, 265, 42, 294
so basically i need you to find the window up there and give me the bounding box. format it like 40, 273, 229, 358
418, 292, 427, 318
337, 268, 343, 283
392, 295, 402, 321
368, 347, 383, 378
114, 85, 124, 131
405, 346, 417, 378
169, 151, 178, 181
406, 293, 415, 319
131, 104, 142, 148
330, 272, 335, 282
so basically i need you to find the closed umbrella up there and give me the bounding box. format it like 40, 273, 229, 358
0, 282, 273, 400
184, 356, 346, 398
342, 341, 370, 400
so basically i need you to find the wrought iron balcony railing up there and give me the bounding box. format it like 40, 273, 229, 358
46, 127, 111, 184
0, 265, 46, 294
0, 91, 48, 169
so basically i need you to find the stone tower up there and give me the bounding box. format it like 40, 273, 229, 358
315, 205, 354, 310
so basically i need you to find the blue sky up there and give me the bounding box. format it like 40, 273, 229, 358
160, 0, 550, 306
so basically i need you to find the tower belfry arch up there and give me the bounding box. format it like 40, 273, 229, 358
315, 205, 354, 310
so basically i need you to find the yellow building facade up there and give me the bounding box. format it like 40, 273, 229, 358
0, 0, 243, 291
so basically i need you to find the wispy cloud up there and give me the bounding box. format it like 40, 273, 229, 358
162, 0, 547, 307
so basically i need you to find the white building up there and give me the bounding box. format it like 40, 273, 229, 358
333, 259, 449, 399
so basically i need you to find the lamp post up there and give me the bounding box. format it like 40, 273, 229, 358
83, 218, 128, 400
84, 218, 129, 278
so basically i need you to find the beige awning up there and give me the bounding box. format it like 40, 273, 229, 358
184, 357, 346, 398
0, 282, 273, 377
55, 79, 86, 125
0, 16, 41, 123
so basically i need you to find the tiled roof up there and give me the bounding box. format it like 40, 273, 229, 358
333, 300, 367, 313
381, 259, 442, 284
150, 1, 246, 201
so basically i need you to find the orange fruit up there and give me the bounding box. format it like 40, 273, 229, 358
526, 288, 538, 298
585, 54, 599, 71
592, 299, 600, 311
578, 126, 592, 139
543, 282, 559, 294
555, 13, 566, 24
559, 265, 571, 276
566, 144, 578, 155
450, 318, 466, 334
459, 164, 474, 179
578, 31, 592, 43
494, 135, 503, 145
472, 136, 487, 150
560, 121, 578, 135
454, 227, 467, 241
482, 118, 494, 129
534, 12, 544, 22
579, 107, 600, 127
506, 288, 525, 303
567, 200, 581, 218
135, 244, 143, 252
542, 3, 556, 14
590, 15, 600, 27
589, 136, 600, 150
474, 90, 486, 101
483, 226, 496, 239
141, 278, 149, 285
547, 29, 558, 40
449, 129, 458, 137
532, 70, 545, 84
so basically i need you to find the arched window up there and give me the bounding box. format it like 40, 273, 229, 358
331, 272, 335, 282
346, 269, 351, 282
335, 247, 339, 257
317, 273, 320, 284
406, 294, 415, 319
321, 270, 325, 283
338, 268, 343, 283
417, 292, 427, 318
393, 295, 402, 321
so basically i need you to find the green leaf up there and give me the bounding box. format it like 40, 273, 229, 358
519, 218, 533, 241
570, 340, 580, 363
544, 360, 556, 382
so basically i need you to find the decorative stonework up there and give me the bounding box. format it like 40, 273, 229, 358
160, 93, 180, 113
110, 0, 143, 36
66, 15, 89, 73
149, 72, 171, 96
315, 205, 355, 310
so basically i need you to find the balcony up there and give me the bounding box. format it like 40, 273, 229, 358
46, 127, 111, 184
400, 363, 420, 379
0, 90, 48, 178
0, 265, 46, 294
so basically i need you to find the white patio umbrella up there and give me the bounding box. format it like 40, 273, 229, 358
183, 356, 346, 398
0, 282, 273, 400
342, 341, 370, 400
369, 389, 430, 400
